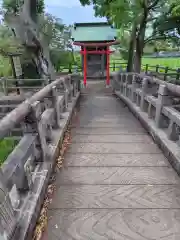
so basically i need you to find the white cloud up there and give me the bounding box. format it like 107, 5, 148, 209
45, 0, 81, 7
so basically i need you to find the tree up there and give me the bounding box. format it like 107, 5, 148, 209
39, 14, 74, 71
79, 0, 140, 71
1, 0, 46, 79
151, 1, 180, 53
79, 0, 173, 73
1, 0, 73, 80
2, 0, 44, 16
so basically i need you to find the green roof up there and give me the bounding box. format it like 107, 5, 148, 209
71, 22, 117, 42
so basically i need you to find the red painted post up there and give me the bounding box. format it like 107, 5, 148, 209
79, 48, 114, 87
106, 46, 110, 86
83, 47, 87, 87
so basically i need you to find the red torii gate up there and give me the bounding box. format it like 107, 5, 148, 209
73, 41, 119, 87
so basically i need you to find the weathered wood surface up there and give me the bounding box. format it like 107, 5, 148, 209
45, 81, 180, 240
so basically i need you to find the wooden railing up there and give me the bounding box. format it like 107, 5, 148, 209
0, 78, 48, 96
112, 72, 180, 176
110, 61, 127, 72
111, 60, 180, 83
0, 73, 81, 239
142, 64, 180, 83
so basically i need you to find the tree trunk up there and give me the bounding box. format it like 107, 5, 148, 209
134, 7, 148, 73
127, 21, 137, 72
134, 39, 142, 73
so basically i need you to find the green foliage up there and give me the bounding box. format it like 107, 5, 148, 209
2, 0, 44, 14
0, 2, 73, 77
0, 56, 11, 76
2, 0, 23, 13
79, 0, 180, 72
0, 138, 19, 165
0, 24, 24, 77
38, 13, 73, 71
50, 50, 73, 72
74, 53, 82, 66
0, 25, 24, 54
37, 0, 45, 14
152, 2, 180, 43
79, 0, 139, 28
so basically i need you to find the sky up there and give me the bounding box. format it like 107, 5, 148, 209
44, 0, 106, 25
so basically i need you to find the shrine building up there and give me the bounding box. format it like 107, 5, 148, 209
71, 22, 118, 86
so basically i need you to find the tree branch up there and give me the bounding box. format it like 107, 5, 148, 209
147, 17, 157, 22
148, 0, 160, 10
144, 35, 176, 44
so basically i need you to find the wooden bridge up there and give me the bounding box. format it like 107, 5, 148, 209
1, 73, 180, 239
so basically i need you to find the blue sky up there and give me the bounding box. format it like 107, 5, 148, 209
44, 0, 106, 25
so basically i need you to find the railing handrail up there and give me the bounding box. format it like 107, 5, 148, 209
111, 59, 180, 83
0, 75, 69, 139
0, 73, 81, 240
115, 71, 180, 97
112, 71, 180, 180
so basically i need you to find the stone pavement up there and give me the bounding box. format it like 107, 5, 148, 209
45, 81, 180, 240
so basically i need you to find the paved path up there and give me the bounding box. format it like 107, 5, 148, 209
46, 82, 180, 240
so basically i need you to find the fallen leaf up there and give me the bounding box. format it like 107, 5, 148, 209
33, 112, 74, 240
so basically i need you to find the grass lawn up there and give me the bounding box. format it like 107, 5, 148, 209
110, 55, 180, 71
142, 58, 180, 70
0, 138, 19, 165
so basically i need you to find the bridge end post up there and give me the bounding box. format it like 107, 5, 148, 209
140, 78, 149, 111
155, 85, 172, 128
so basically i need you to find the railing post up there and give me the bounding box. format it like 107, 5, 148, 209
1, 77, 8, 96
124, 73, 128, 96
52, 86, 59, 128
131, 75, 137, 102
113, 62, 115, 71
70, 75, 76, 97
57, 80, 68, 111
121, 73, 124, 93
140, 78, 148, 111
71, 74, 81, 92
147, 102, 153, 119
155, 85, 171, 128
64, 84, 69, 110
52, 85, 65, 128
23, 101, 44, 161
155, 65, 159, 73
164, 67, 169, 81
176, 68, 180, 81
145, 64, 148, 74
67, 76, 73, 102
167, 120, 178, 141
68, 63, 72, 73
112, 73, 120, 92
34, 101, 50, 161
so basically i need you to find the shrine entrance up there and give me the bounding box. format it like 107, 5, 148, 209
71, 22, 119, 87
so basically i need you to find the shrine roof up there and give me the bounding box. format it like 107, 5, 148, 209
71, 22, 117, 42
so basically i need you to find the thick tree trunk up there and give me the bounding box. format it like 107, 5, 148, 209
134, 39, 142, 73
127, 21, 137, 72
134, 9, 148, 73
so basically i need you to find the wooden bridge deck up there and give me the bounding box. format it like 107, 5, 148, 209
45, 81, 180, 240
